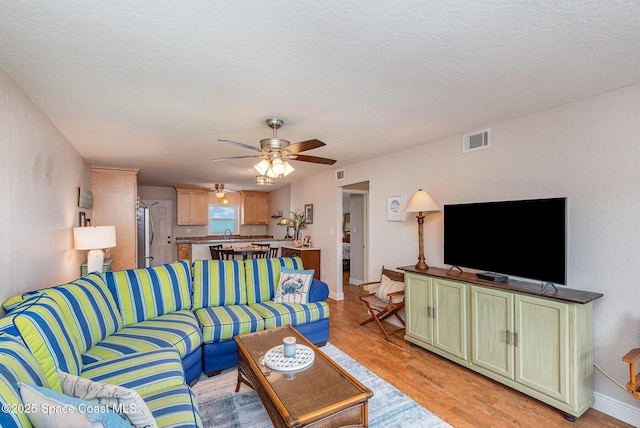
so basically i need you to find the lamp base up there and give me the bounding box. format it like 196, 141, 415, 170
414, 260, 429, 270
86, 249, 105, 274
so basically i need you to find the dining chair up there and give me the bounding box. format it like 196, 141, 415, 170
209, 245, 223, 260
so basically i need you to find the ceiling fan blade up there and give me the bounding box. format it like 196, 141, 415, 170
289, 154, 337, 165
286, 139, 326, 154
218, 139, 263, 152
210, 155, 264, 162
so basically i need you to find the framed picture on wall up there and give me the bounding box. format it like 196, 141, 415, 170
386, 195, 404, 222
304, 204, 314, 224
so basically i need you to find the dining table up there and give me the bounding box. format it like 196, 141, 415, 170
221, 245, 269, 260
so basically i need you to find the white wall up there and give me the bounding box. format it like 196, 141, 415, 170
0, 67, 91, 312
290, 83, 640, 422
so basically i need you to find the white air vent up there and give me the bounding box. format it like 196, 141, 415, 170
335, 169, 345, 181
463, 128, 491, 153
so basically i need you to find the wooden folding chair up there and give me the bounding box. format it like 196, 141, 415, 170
357, 267, 405, 343
622, 348, 640, 399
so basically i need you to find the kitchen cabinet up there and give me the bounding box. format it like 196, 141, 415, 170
175, 186, 209, 225
405, 274, 467, 361
240, 190, 269, 225
177, 243, 192, 262
402, 266, 601, 420
281, 246, 320, 280
91, 167, 138, 271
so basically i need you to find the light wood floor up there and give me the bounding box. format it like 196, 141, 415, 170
327, 280, 631, 428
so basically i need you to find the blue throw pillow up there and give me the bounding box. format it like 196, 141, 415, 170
274, 267, 315, 304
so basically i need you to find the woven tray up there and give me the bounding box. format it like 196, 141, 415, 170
264, 344, 315, 372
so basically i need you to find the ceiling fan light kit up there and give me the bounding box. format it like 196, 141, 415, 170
256, 175, 275, 185
212, 118, 337, 181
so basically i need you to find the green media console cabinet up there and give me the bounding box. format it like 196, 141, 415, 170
399, 265, 603, 421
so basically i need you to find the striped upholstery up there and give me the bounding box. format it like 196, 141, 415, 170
0, 314, 19, 337
245, 257, 304, 304
251, 301, 330, 329
82, 310, 202, 365
141, 383, 203, 428
0, 334, 50, 428
105, 260, 192, 326
195, 305, 264, 343
192, 259, 247, 309
42, 273, 123, 353
12, 294, 82, 392
80, 348, 185, 398
2, 289, 42, 313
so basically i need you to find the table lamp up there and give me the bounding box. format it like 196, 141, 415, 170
404, 189, 440, 270
73, 226, 116, 273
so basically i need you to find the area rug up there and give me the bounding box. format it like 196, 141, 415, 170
192, 343, 451, 427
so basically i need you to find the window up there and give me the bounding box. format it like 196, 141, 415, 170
208, 204, 238, 234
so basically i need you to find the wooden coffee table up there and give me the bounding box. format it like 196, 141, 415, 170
234, 325, 373, 427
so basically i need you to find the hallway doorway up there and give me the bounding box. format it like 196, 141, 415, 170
341, 182, 369, 286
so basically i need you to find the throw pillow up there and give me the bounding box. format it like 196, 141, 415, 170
18, 382, 131, 428
375, 274, 405, 304
274, 267, 315, 304
59, 371, 158, 428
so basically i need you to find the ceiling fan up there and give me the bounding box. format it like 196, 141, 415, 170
211, 118, 337, 179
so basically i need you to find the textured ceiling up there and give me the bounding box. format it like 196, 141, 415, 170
1, 1, 639, 190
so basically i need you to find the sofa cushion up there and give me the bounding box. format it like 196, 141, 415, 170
105, 261, 192, 326
251, 301, 330, 329
19, 382, 131, 428
82, 310, 202, 365
140, 383, 203, 428
0, 334, 50, 428
42, 273, 123, 353
245, 257, 305, 304
192, 259, 247, 309
195, 305, 264, 343
12, 294, 82, 392
80, 347, 185, 398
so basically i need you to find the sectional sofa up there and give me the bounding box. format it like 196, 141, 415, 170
0, 256, 330, 427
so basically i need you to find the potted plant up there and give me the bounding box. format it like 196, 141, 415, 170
289, 209, 307, 242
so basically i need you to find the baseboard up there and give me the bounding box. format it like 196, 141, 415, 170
592, 391, 640, 426
329, 290, 344, 301
349, 277, 364, 286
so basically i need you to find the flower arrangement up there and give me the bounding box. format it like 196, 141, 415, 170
289, 209, 307, 240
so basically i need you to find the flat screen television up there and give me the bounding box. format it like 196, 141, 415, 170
443, 197, 566, 285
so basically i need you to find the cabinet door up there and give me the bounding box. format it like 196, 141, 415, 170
255, 192, 269, 224
432, 278, 467, 360
176, 191, 193, 225
405, 274, 433, 345
193, 191, 209, 225
515, 295, 569, 403
241, 191, 269, 224
471, 286, 514, 379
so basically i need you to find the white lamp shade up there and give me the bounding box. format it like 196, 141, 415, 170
73, 226, 116, 250
254, 159, 270, 175
282, 161, 295, 176
271, 157, 285, 175
404, 189, 440, 213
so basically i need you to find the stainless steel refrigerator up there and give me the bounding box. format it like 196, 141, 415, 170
137, 206, 154, 268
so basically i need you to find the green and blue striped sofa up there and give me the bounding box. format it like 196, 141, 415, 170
0, 256, 330, 427
192, 256, 330, 375
0, 263, 202, 428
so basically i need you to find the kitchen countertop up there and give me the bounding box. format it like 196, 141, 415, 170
175, 236, 294, 244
